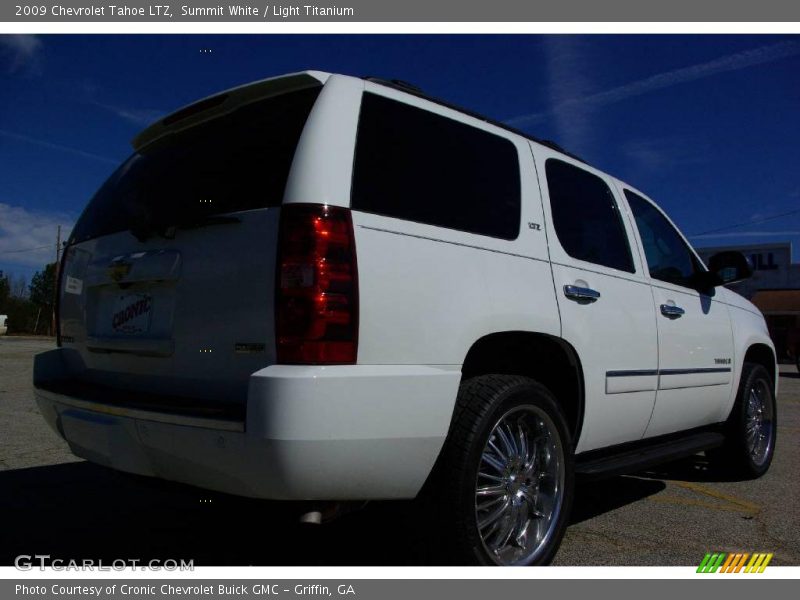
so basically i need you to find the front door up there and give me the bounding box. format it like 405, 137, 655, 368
623, 189, 735, 438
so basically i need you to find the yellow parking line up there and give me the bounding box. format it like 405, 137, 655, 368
648, 495, 756, 514
646, 481, 761, 516
674, 481, 761, 515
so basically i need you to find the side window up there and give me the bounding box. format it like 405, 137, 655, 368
624, 190, 703, 288
545, 159, 634, 273
351, 93, 521, 240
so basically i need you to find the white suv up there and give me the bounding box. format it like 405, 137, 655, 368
34, 71, 777, 566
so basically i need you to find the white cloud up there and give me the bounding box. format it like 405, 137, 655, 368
0, 203, 75, 269
0, 34, 43, 75
507, 39, 800, 128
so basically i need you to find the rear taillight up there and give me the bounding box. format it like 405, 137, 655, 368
55, 246, 69, 347
276, 204, 358, 364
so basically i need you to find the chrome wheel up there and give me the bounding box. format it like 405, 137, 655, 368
474, 405, 565, 565
745, 379, 774, 467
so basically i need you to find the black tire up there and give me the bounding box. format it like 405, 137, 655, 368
427, 374, 574, 566
709, 362, 777, 479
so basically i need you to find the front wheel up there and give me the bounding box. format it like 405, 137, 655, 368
428, 374, 574, 565
710, 362, 777, 478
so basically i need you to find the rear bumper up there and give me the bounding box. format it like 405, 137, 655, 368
33, 349, 461, 500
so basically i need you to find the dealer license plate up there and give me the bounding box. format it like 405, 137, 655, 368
111, 293, 153, 335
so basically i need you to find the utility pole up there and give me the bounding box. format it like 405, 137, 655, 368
51, 225, 61, 337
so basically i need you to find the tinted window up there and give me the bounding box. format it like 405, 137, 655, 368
69, 86, 321, 244
625, 190, 702, 288
351, 93, 520, 240
545, 159, 634, 272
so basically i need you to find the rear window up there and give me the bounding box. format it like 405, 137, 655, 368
69, 86, 321, 244
351, 93, 521, 240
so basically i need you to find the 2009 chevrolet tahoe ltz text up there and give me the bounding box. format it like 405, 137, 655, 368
33, 71, 777, 566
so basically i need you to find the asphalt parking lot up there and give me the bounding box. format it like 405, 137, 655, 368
1, 336, 798, 566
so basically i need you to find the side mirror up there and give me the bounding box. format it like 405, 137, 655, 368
707, 251, 753, 286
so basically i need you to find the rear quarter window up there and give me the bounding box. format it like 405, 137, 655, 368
351, 93, 521, 241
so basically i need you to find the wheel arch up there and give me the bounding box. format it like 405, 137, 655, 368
743, 343, 777, 391
460, 331, 585, 448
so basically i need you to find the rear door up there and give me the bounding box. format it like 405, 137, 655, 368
535, 153, 658, 453
58, 76, 323, 412
622, 189, 735, 437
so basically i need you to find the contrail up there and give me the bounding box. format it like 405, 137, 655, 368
507, 39, 800, 128
0, 129, 119, 165
691, 231, 800, 240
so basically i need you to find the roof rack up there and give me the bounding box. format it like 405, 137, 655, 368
363, 76, 585, 164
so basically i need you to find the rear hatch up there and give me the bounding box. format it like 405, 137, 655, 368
53, 73, 324, 420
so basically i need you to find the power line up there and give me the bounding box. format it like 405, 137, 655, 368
0, 262, 43, 272
0, 244, 53, 255
692, 207, 800, 236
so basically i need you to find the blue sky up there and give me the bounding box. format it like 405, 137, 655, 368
1, 34, 799, 279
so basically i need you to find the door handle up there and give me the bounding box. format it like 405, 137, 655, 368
563, 285, 601, 303
660, 303, 685, 318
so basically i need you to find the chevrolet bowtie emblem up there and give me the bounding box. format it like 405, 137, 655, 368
107, 261, 132, 282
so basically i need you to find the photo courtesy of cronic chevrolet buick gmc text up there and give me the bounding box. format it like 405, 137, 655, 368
33, 71, 777, 566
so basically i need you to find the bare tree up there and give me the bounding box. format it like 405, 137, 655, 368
11, 273, 28, 298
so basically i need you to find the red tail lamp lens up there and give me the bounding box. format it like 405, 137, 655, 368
276, 204, 358, 364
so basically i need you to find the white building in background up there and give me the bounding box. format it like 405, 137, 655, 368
697, 241, 800, 364
696, 241, 800, 299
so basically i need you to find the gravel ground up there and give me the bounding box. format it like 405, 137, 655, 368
1, 336, 798, 566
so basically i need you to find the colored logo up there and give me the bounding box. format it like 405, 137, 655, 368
107, 260, 132, 282
697, 552, 773, 573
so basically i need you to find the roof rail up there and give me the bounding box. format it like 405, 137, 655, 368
364, 77, 423, 94
362, 76, 585, 164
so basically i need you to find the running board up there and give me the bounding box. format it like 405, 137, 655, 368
575, 430, 725, 480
